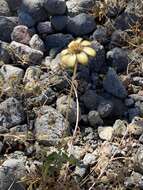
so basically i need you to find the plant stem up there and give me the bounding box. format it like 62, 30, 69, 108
65, 61, 78, 124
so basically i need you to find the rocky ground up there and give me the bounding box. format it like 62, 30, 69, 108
0, 0, 143, 189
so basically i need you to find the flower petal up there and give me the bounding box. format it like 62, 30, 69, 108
77, 52, 88, 65
61, 54, 76, 68
68, 40, 76, 48
75, 38, 83, 43
61, 49, 69, 56
81, 40, 91, 46
83, 47, 96, 57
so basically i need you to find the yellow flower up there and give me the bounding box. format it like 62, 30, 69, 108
60, 38, 96, 68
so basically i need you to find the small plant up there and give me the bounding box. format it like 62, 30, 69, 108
23, 149, 78, 190
60, 38, 96, 138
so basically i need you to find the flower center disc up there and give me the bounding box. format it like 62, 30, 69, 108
69, 42, 83, 54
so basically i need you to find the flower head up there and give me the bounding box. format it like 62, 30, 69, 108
60, 38, 96, 68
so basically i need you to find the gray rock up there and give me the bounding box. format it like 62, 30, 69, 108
29, 34, 45, 52
0, 40, 10, 64
45, 33, 73, 54
51, 15, 67, 31
6, 0, 22, 12
74, 164, 87, 178
124, 171, 143, 189
66, 0, 95, 16
9, 151, 26, 159
98, 126, 114, 141
129, 94, 143, 102
40, 71, 68, 92
88, 111, 103, 127
67, 146, 85, 160
133, 77, 143, 86
113, 119, 127, 137
18, 11, 35, 27
97, 100, 113, 118
37, 21, 53, 35
10, 124, 28, 133
23, 66, 41, 83
0, 0, 10, 16
83, 153, 96, 165
0, 141, 3, 153
0, 126, 8, 133
0, 16, 17, 42
106, 47, 129, 72
44, 0, 66, 15
134, 146, 143, 175
83, 127, 95, 142
9, 41, 43, 65
136, 101, 143, 116
20, 0, 48, 22
0, 97, 25, 128
35, 106, 69, 145
0, 64, 24, 85
56, 95, 79, 124
50, 53, 61, 72
139, 134, 143, 144
11, 25, 33, 45
28, 88, 56, 106
128, 117, 143, 136
103, 68, 127, 99
0, 158, 26, 190
67, 13, 96, 36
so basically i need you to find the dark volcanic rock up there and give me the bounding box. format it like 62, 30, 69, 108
106, 47, 129, 72
51, 15, 67, 32
103, 68, 127, 99
0, 16, 17, 42
89, 41, 106, 73
6, 0, 22, 12
67, 13, 96, 36
115, 12, 140, 30
18, 11, 35, 27
20, 0, 48, 23
45, 33, 73, 55
37, 21, 53, 35
44, 0, 66, 15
